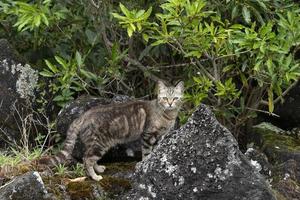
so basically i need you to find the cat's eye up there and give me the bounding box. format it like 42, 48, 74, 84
163, 97, 168, 100
173, 97, 179, 100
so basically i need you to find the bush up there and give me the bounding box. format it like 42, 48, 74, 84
1, 0, 300, 139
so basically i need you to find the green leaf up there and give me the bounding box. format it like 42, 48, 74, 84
231, 5, 239, 20
242, 6, 251, 24
33, 15, 41, 27
142, 6, 152, 20
268, 87, 274, 113
127, 27, 134, 37
41, 13, 49, 26
75, 51, 83, 67
85, 29, 98, 45
119, 3, 131, 18
151, 39, 166, 46
80, 69, 97, 80
55, 56, 68, 69
39, 70, 54, 77
136, 9, 145, 18
230, 24, 244, 29
142, 33, 149, 42
53, 95, 65, 102
254, 60, 262, 71
267, 58, 273, 74
45, 59, 58, 73
111, 13, 127, 20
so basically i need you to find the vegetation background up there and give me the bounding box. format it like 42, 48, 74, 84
1, 0, 300, 149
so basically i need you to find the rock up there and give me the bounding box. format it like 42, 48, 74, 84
272, 159, 300, 200
250, 123, 300, 199
120, 104, 275, 200
0, 171, 48, 200
56, 95, 142, 162
244, 147, 272, 177
0, 39, 39, 147
252, 122, 300, 164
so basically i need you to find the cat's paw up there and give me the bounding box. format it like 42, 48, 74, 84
94, 165, 106, 174
91, 174, 103, 181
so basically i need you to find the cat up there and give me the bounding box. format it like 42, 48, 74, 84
38, 80, 184, 181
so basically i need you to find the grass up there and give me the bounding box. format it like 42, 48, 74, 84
0, 147, 43, 167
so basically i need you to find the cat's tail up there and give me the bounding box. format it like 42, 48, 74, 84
35, 117, 83, 167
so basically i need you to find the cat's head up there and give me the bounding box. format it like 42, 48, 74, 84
157, 80, 184, 110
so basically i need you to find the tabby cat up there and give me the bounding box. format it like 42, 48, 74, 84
39, 80, 184, 181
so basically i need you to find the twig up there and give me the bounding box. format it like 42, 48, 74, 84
149, 61, 196, 69
245, 107, 280, 117
215, 50, 250, 61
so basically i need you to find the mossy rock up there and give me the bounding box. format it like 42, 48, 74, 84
252, 122, 300, 164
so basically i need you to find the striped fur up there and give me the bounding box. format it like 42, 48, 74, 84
39, 81, 184, 181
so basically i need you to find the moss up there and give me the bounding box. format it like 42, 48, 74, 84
253, 124, 300, 151
99, 176, 131, 194
67, 180, 94, 199
262, 132, 300, 151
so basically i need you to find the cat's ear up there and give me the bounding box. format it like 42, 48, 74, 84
175, 81, 184, 93
157, 80, 167, 93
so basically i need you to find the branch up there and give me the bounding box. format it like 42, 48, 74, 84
123, 56, 161, 82
260, 80, 299, 106
149, 61, 196, 69
204, 52, 219, 81
215, 50, 250, 61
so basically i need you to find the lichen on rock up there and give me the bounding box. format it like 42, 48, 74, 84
0, 59, 39, 100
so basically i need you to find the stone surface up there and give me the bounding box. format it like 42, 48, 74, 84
56, 95, 143, 162
0, 39, 39, 147
0, 171, 48, 200
244, 147, 272, 177
272, 159, 300, 200
120, 104, 275, 200
252, 122, 300, 164
251, 122, 300, 199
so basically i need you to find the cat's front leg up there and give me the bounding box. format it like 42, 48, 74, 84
142, 132, 158, 159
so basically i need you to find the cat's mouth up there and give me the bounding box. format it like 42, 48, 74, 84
164, 105, 176, 110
